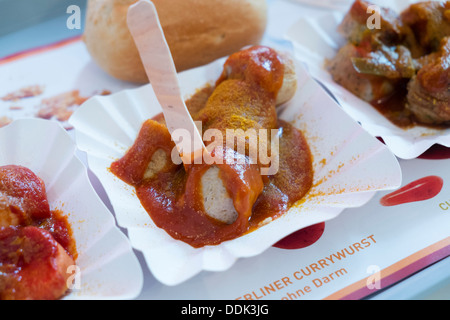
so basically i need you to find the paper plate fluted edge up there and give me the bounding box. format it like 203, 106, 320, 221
69, 55, 402, 286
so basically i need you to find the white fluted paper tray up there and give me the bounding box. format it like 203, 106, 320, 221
69, 55, 402, 286
0, 118, 143, 299
285, 0, 450, 160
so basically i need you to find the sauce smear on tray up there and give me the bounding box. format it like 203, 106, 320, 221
380, 176, 444, 207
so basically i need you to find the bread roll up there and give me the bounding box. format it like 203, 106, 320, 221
83, 0, 268, 83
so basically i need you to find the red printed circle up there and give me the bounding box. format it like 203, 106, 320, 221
419, 145, 450, 160
273, 222, 325, 250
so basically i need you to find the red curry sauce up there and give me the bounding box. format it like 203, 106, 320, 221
0, 165, 76, 258
0, 165, 76, 300
111, 46, 314, 248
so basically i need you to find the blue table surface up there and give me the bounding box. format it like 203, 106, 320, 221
0, 0, 448, 300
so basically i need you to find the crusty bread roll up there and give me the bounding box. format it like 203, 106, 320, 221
83, 0, 268, 83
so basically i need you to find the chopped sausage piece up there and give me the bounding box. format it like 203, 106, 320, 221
406, 37, 450, 125
0, 226, 74, 300
0, 165, 51, 228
